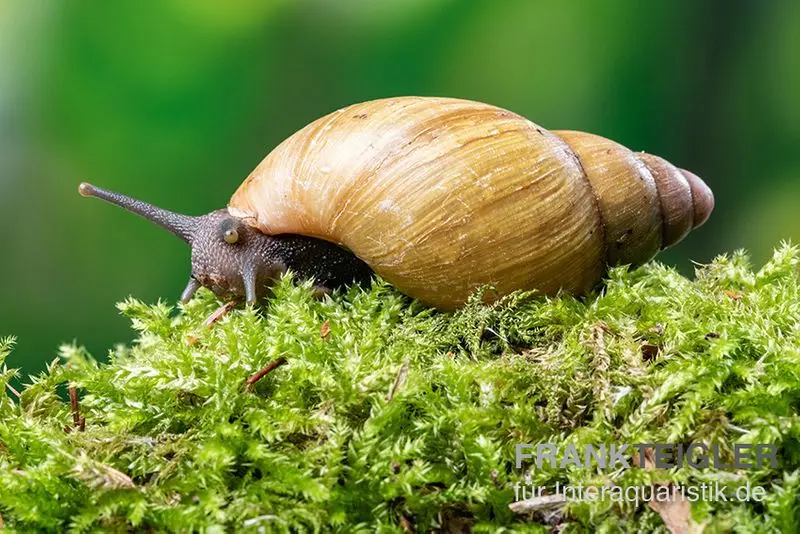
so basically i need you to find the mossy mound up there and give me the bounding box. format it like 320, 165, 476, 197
2, 245, 800, 532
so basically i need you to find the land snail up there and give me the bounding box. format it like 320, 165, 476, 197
79, 96, 713, 310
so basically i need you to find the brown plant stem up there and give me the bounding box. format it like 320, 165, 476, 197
204, 299, 240, 329
68, 385, 84, 431
245, 357, 288, 390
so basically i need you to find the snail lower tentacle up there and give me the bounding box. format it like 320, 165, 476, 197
180, 278, 202, 303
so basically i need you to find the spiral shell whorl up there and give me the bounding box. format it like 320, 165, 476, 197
680, 168, 715, 231
552, 132, 714, 264
553, 130, 664, 268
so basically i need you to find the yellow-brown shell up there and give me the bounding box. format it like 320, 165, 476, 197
229, 97, 713, 310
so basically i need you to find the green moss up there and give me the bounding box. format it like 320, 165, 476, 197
2, 244, 800, 532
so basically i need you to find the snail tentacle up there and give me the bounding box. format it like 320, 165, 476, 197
180, 277, 202, 303
242, 268, 258, 305
78, 182, 199, 243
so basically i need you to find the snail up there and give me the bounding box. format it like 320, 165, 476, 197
79, 96, 713, 310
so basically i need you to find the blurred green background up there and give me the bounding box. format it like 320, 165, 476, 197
2, 1, 799, 375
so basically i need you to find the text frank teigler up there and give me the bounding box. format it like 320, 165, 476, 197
512, 442, 776, 505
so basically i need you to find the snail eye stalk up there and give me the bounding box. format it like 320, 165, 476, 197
223, 228, 239, 244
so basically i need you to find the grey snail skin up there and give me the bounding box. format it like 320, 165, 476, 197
79, 96, 714, 310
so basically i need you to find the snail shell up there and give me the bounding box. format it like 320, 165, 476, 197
229, 97, 713, 310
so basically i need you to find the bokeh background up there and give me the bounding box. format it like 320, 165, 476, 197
2, 1, 799, 375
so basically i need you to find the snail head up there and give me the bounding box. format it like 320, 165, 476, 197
78, 183, 283, 304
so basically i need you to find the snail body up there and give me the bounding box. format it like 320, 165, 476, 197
80, 97, 713, 309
